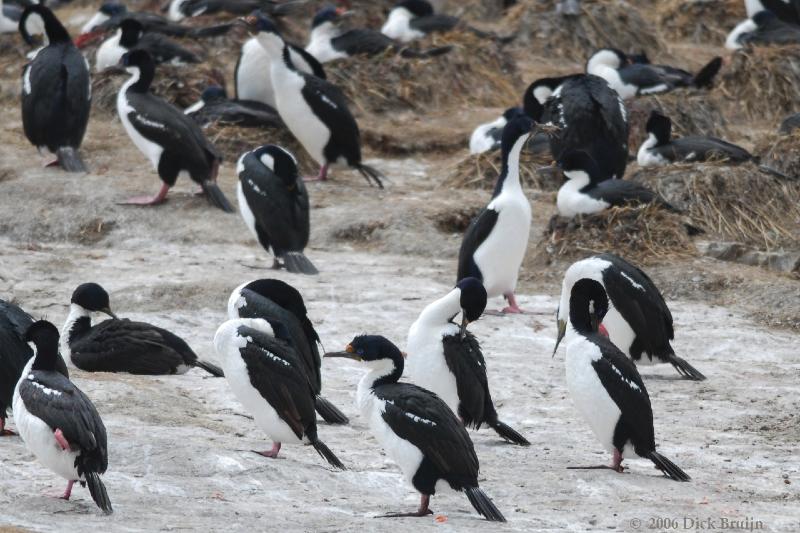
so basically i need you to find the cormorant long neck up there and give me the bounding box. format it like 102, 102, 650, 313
416, 288, 460, 327
126, 64, 154, 93
60, 304, 92, 358
568, 280, 607, 337
119, 26, 140, 48
281, 42, 296, 71
38, 8, 71, 44
363, 350, 405, 389
492, 134, 526, 198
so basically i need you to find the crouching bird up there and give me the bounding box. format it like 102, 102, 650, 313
326, 335, 506, 521
116, 49, 233, 211
13, 321, 113, 514
555, 278, 691, 481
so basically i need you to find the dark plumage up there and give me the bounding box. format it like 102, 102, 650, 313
63, 283, 223, 377
122, 18, 199, 63
326, 335, 506, 521
229, 279, 348, 424
638, 111, 752, 166
186, 86, 283, 128
236, 145, 318, 275
562, 280, 691, 482
20, 4, 91, 172
117, 50, 233, 211
525, 74, 629, 180
1, 300, 68, 435
737, 10, 800, 48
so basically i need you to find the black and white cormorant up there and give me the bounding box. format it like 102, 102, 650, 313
61, 283, 224, 376
381, 0, 458, 42
586, 48, 722, 100
638, 111, 752, 167
407, 278, 530, 445
95, 17, 199, 71
168, 0, 301, 22
213, 318, 345, 468
185, 86, 283, 128
227, 279, 348, 424
745, 0, 800, 25
243, 13, 384, 187
556, 279, 691, 481
235, 29, 326, 107
117, 50, 233, 211
325, 335, 506, 521
556, 150, 674, 217
306, 5, 451, 63
12, 320, 114, 513
77, 1, 231, 46
554, 253, 706, 380
524, 74, 629, 180
469, 107, 531, 155
1, 299, 68, 436
236, 145, 318, 275
457, 115, 532, 313
726, 9, 800, 49
19, 4, 91, 172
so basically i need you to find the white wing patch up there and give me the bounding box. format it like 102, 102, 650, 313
29, 379, 63, 396
245, 178, 267, 197
403, 411, 437, 426
134, 114, 167, 130
320, 94, 338, 110
254, 345, 291, 367
609, 362, 642, 392
23, 66, 32, 95
620, 271, 645, 291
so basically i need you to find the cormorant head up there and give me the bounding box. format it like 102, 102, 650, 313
627, 50, 650, 65
119, 18, 144, 46
20, 4, 61, 45
502, 106, 527, 121
557, 150, 604, 183
325, 335, 405, 378
242, 11, 283, 54
751, 10, 777, 28
456, 277, 487, 338
70, 283, 118, 319
252, 145, 299, 187
394, 0, 434, 17
645, 110, 672, 146
312, 5, 348, 29
120, 49, 154, 74
25, 320, 62, 369
242, 278, 308, 318
500, 114, 534, 156
569, 278, 609, 336
201, 85, 228, 102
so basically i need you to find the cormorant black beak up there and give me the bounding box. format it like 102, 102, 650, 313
324, 344, 362, 361
552, 319, 566, 358
102, 308, 118, 320
459, 314, 469, 340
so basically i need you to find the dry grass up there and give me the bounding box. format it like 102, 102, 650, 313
514, 0, 664, 62
657, 0, 744, 44
718, 46, 800, 121
325, 30, 521, 114
203, 122, 317, 173
755, 130, 800, 178
442, 150, 557, 190
533, 204, 695, 266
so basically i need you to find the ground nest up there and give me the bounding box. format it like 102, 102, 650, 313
634, 164, 800, 251
325, 30, 521, 114
516, 0, 664, 62
534, 204, 695, 266
656, 0, 744, 44
718, 46, 800, 121
442, 148, 557, 190
203, 123, 317, 172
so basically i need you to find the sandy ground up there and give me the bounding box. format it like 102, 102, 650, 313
1, 1, 800, 531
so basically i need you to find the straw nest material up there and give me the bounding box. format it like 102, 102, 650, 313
534, 204, 695, 266
634, 164, 800, 250
517, 0, 664, 62
718, 46, 800, 121
755, 130, 800, 178
325, 30, 521, 114
442, 149, 557, 190
203, 123, 317, 173
626, 91, 729, 156
92, 64, 227, 114
656, 0, 745, 44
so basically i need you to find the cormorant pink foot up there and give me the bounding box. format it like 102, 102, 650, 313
43, 158, 59, 168
381, 495, 433, 518
252, 442, 281, 458
54, 429, 70, 451
0, 418, 15, 436
501, 293, 524, 314
303, 164, 329, 182
60, 480, 75, 500
118, 184, 170, 206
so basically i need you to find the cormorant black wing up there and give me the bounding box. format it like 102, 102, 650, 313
588, 179, 657, 207
410, 14, 459, 34
332, 29, 394, 56
441, 331, 493, 427
138, 32, 199, 64
457, 208, 499, 282
377, 382, 479, 481
300, 73, 361, 163
617, 64, 672, 91
236, 325, 316, 439
668, 137, 752, 163
71, 319, 193, 374
19, 370, 108, 470
588, 336, 655, 452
